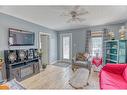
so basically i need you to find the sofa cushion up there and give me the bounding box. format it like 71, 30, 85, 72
100, 70, 127, 89
123, 65, 127, 82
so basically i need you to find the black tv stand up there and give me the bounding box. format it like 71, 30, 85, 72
4, 49, 40, 82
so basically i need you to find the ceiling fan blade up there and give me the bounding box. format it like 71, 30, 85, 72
67, 17, 85, 23
77, 11, 89, 16
60, 14, 70, 16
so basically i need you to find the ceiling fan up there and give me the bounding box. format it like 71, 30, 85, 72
61, 6, 89, 23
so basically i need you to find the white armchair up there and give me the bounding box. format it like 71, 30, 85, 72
72, 52, 91, 72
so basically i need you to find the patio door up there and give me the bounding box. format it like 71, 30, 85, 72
60, 33, 72, 61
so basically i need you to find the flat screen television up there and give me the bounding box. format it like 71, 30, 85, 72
9, 28, 35, 46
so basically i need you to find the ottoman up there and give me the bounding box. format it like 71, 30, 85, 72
69, 68, 89, 89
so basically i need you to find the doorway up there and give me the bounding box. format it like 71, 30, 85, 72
60, 33, 72, 62
39, 33, 50, 66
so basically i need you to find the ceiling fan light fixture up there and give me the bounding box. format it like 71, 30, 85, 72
61, 6, 88, 23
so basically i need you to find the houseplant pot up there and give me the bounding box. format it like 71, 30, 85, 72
37, 49, 47, 70
42, 64, 47, 69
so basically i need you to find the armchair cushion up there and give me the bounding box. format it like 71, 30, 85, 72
76, 52, 89, 61
76, 53, 85, 61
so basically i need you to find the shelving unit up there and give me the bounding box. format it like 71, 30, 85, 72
104, 40, 126, 64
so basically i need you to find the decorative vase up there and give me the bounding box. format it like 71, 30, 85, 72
108, 32, 115, 40
119, 26, 126, 40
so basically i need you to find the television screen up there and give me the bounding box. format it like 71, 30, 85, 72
9, 28, 35, 46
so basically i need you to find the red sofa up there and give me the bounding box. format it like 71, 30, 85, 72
99, 64, 127, 89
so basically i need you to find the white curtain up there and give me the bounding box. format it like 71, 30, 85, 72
85, 30, 91, 53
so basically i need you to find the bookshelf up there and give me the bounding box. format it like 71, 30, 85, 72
104, 40, 126, 64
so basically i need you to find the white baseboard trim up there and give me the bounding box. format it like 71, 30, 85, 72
50, 60, 58, 64
50, 60, 72, 64
57, 60, 72, 63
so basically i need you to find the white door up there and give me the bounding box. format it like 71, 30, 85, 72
40, 34, 49, 65
60, 33, 72, 61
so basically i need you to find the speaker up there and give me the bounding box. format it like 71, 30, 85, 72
4, 50, 17, 64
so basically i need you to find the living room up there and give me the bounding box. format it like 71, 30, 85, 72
0, 5, 127, 91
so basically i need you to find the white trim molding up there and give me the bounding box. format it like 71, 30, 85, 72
50, 60, 58, 64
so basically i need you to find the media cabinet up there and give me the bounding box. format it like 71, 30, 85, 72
4, 49, 40, 81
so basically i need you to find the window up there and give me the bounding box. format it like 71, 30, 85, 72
91, 37, 103, 57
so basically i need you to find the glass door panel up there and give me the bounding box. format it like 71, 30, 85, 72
60, 33, 72, 61
63, 36, 70, 59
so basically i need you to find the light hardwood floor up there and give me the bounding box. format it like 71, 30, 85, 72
20, 64, 99, 89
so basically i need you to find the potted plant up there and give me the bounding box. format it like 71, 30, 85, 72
37, 49, 47, 70
42, 63, 47, 69
37, 49, 43, 59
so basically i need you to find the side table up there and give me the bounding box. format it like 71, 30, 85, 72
0, 62, 7, 83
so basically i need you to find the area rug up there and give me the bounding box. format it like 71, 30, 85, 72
53, 62, 71, 68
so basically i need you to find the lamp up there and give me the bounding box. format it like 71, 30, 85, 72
108, 32, 115, 40
119, 26, 126, 40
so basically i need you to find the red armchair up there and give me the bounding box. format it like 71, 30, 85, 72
99, 64, 127, 89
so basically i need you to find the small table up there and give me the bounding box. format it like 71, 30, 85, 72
69, 68, 89, 89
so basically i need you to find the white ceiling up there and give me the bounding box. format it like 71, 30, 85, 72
0, 6, 127, 31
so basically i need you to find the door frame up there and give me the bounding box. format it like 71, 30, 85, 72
60, 33, 72, 62
38, 32, 50, 65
